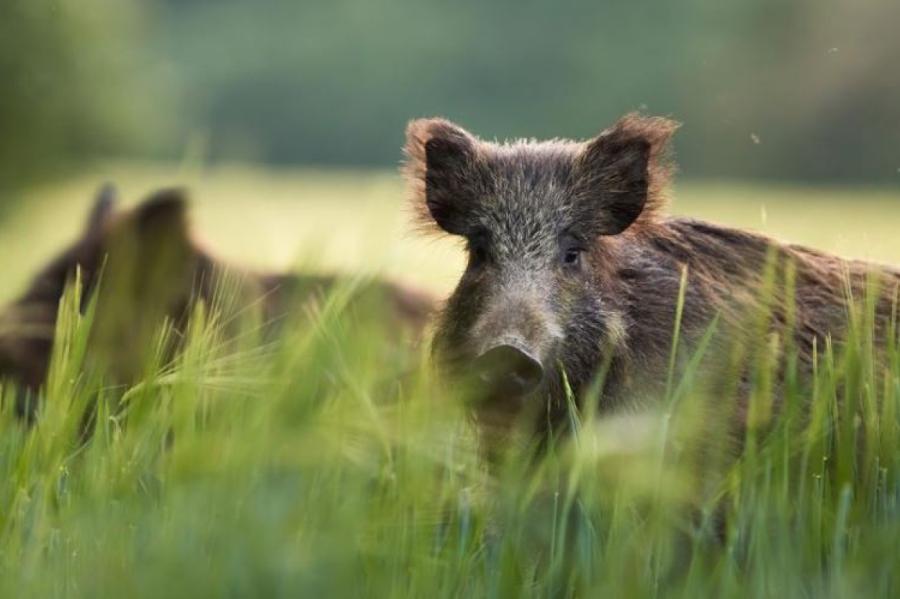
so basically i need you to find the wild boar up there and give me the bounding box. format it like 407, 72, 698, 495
0, 185, 435, 418
404, 113, 900, 440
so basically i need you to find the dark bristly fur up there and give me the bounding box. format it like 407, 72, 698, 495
404, 113, 900, 440
0, 186, 435, 417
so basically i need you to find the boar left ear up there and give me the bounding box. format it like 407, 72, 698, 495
404, 118, 480, 236
575, 113, 679, 235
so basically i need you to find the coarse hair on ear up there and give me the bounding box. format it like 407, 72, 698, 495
574, 113, 679, 236
403, 117, 481, 236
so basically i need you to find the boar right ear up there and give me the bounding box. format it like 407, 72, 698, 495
133, 187, 191, 243
575, 113, 679, 235
404, 118, 479, 235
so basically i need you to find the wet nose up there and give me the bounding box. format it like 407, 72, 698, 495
472, 344, 544, 397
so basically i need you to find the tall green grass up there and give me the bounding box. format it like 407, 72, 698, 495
1, 263, 898, 598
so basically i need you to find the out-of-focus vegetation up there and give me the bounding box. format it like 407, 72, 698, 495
0, 1, 173, 196
4, 0, 900, 196
150, 0, 900, 181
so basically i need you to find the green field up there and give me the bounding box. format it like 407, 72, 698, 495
4, 164, 900, 302
0, 167, 898, 597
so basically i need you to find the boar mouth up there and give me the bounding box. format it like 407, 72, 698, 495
436, 340, 548, 415
472, 343, 544, 397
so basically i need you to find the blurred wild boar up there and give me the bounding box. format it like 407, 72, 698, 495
404, 113, 900, 440
0, 185, 435, 417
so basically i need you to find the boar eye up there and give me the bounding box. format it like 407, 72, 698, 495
560, 233, 587, 269
560, 232, 585, 269
562, 249, 582, 267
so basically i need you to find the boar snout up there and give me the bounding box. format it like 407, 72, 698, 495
472, 343, 544, 398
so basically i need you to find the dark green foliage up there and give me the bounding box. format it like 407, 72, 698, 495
0, 1, 170, 195
151, 0, 900, 182
6, 0, 898, 190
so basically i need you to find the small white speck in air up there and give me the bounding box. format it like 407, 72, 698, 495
750, 133, 761, 145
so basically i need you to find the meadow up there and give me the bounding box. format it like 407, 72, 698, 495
0, 166, 898, 597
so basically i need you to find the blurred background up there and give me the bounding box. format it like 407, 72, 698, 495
2, 0, 899, 300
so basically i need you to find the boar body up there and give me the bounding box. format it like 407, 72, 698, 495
0, 186, 434, 416
404, 114, 900, 437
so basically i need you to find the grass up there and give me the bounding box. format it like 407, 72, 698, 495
0, 165, 899, 597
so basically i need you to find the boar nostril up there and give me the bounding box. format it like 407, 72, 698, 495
473, 344, 544, 397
